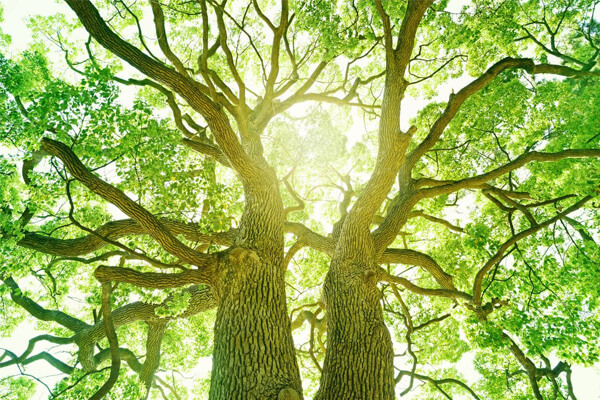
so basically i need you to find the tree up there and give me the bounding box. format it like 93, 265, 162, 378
1, 0, 600, 398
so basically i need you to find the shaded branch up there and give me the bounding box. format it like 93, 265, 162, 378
94, 265, 211, 288
408, 58, 600, 168
89, 282, 119, 400
19, 218, 234, 258
378, 268, 471, 301
64, 0, 262, 184
0, 348, 75, 375
408, 210, 464, 233
41, 137, 216, 269
0, 335, 74, 369
149, 0, 188, 76
395, 369, 482, 400
379, 248, 455, 290
473, 195, 593, 305
418, 149, 600, 199
2, 276, 88, 332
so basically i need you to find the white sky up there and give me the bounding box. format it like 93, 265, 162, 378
1, 1, 599, 399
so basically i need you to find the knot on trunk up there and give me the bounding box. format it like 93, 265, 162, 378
228, 247, 260, 265
278, 387, 300, 400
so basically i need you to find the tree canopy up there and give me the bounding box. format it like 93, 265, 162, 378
1, 0, 600, 399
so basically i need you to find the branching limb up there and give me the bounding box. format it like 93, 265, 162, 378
94, 265, 211, 288
408, 58, 600, 169
0, 348, 75, 375
473, 195, 593, 305
258, 0, 289, 103
211, 0, 246, 110
75, 285, 216, 371
408, 210, 464, 233
89, 282, 120, 400
379, 248, 455, 290
139, 322, 166, 395
290, 306, 326, 371
19, 219, 235, 258
284, 241, 305, 270
418, 149, 600, 199
0, 335, 74, 369
64, 182, 185, 271
378, 268, 472, 302
182, 138, 231, 168
149, 0, 189, 76
283, 168, 305, 217
2, 276, 89, 332
388, 285, 418, 395
64, 0, 263, 185
41, 137, 215, 269
284, 222, 335, 256
93, 347, 142, 373
335, 1, 432, 254
395, 369, 482, 400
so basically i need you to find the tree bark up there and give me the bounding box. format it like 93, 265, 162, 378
316, 257, 395, 400
210, 181, 302, 400
316, 221, 395, 399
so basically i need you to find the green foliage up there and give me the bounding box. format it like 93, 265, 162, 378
0, 376, 36, 399
1, 0, 600, 399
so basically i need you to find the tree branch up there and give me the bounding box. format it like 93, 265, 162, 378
473, 195, 593, 305
380, 248, 455, 290
149, 0, 189, 76
2, 276, 88, 332
41, 137, 215, 269
418, 149, 600, 199
64, 0, 262, 184
378, 268, 471, 301
89, 282, 120, 400
18, 219, 234, 258
408, 58, 600, 168
94, 265, 211, 288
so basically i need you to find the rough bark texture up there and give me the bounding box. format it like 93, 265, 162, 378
210, 178, 302, 400
315, 258, 395, 400
313, 3, 435, 396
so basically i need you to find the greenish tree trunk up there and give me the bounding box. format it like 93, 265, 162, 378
209, 183, 302, 400
315, 259, 395, 400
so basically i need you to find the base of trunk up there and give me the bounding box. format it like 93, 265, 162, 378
209, 248, 302, 400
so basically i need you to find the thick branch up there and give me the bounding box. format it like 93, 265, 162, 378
76, 285, 215, 371
473, 195, 593, 305
380, 248, 455, 290
408, 210, 464, 233
89, 282, 120, 400
94, 265, 211, 288
139, 322, 165, 392
418, 149, 600, 199
408, 58, 600, 168
64, 0, 262, 183
2, 276, 89, 332
340, 1, 432, 251
284, 222, 335, 256
19, 219, 234, 258
378, 268, 472, 301
182, 138, 231, 168
41, 137, 215, 268
149, 0, 188, 76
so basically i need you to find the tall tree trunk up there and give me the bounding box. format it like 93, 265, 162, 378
209, 182, 302, 400
315, 258, 395, 400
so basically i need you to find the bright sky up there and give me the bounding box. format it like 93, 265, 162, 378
1, 1, 599, 399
